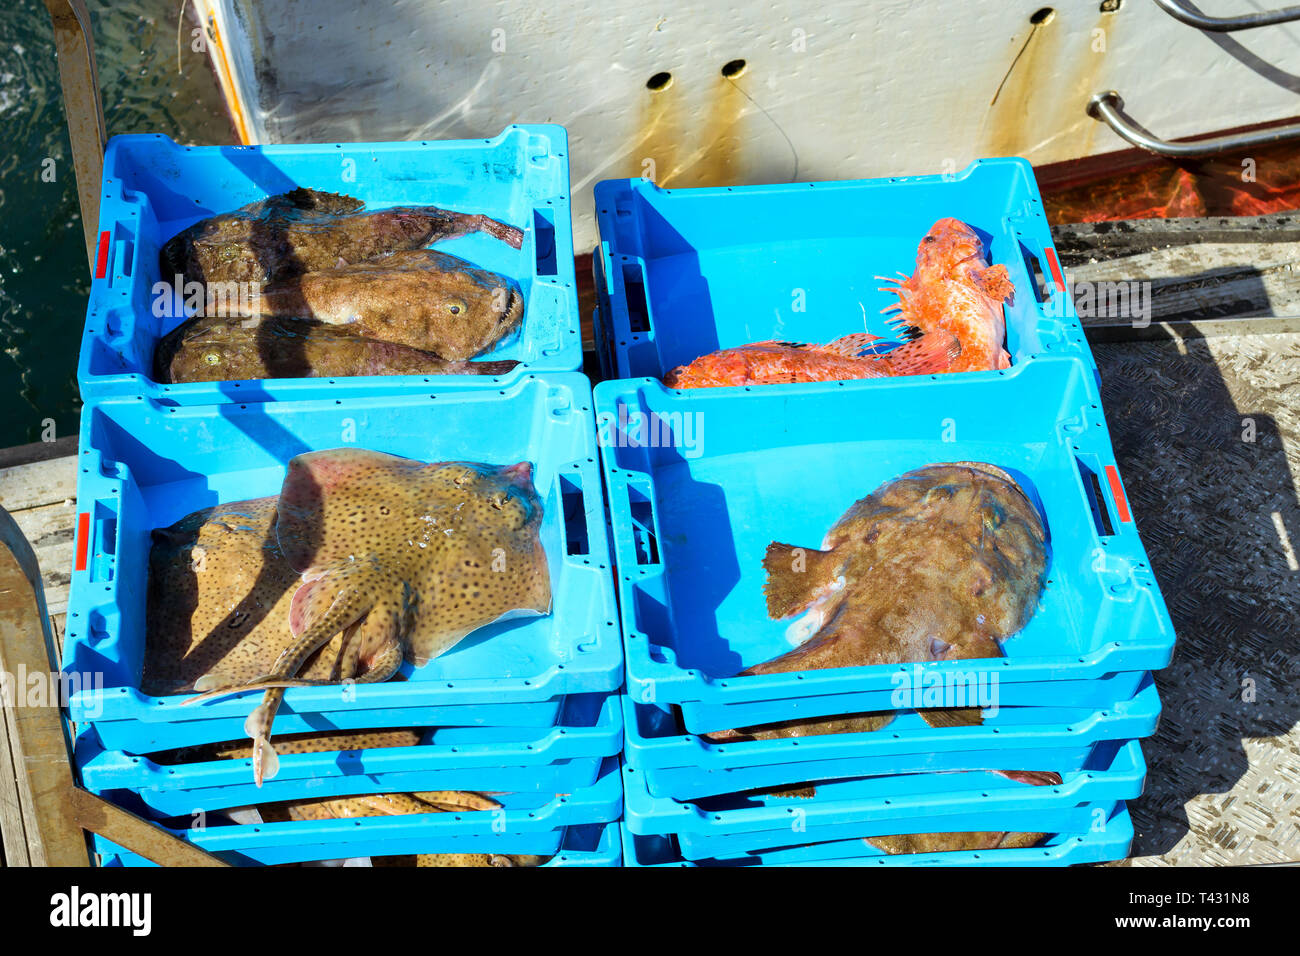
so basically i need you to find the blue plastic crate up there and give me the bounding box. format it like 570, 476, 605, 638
80, 127, 580, 403
63, 374, 621, 753
624, 678, 1159, 801
97, 821, 621, 867
592, 159, 1089, 382
595, 359, 1174, 736
86, 757, 619, 866
77, 693, 622, 814
623, 740, 1145, 860
621, 804, 1134, 866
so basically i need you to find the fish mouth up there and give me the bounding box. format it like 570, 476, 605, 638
500, 285, 525, 332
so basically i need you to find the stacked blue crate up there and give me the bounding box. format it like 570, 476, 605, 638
81, 127, 581, 402
65, 130, 622, 866
592, 163, 1175, 866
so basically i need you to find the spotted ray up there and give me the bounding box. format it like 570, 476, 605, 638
182, 449, 551, 785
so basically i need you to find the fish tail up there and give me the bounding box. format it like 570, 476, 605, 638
239, 580, 376, 786
459, 213, 524, 249
761, 542, 839, 620
183, 579, 375, 787
243, 689, 284, 786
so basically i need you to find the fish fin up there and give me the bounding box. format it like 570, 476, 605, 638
918, 707, 984, 728
761, 542, 838, 619
820, 332, 885, 357
878, 331, 961, 375
980, 264, 1015, 303
356, 632, 406, 683
466, 360, 522, 376
994, 770, 1063, 787
193, 673, 232, 694
274, 188, 365, 215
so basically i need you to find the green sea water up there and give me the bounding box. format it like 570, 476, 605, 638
0, 0, 229, 448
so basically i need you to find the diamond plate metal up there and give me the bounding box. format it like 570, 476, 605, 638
1094, 332, 1300, 866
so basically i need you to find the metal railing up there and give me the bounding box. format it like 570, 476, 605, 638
1088, 2, 1300, 156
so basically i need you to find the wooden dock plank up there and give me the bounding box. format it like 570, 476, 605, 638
0, 456, 77, 514
9, 499, 75, 617
0, 506, 87, 866
0, 693, 32, 867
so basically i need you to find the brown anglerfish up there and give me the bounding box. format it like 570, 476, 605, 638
153, 315, 520, 383
160, 188, 524, 286
242, 249, 525, 360
709, 462, 1047, 741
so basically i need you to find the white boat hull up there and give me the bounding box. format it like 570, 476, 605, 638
195, 0, 1300, 247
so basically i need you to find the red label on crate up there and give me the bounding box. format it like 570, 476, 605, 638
1044, 246, 1065, 293
1105, 465, 1132, 523
75, 511, 91, 571
94, 231, 110, 280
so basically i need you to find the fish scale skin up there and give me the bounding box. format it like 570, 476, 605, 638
142, 497, 369, 695
151, 728, 424, 763
867, 831, 1045, 855
713, 463, 1046, 741
274, 451, 550, 666
160, 189, 522, 286
244, 249, 526, 360
171, 451, 550, 783
154, 315, 521, 383
662, 332, 958, 388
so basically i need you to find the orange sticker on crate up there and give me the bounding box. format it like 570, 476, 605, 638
94, 231, 110, 280
1105, 465, 1132, 524
1044, 246, 1065, 293
75, 511, 90, 571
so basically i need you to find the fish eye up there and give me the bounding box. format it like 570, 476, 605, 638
447, 298, 467, 316
204, 352, 221, 365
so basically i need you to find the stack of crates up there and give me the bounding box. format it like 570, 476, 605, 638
592, 161, 1175, 866
63, 128, 623, 866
